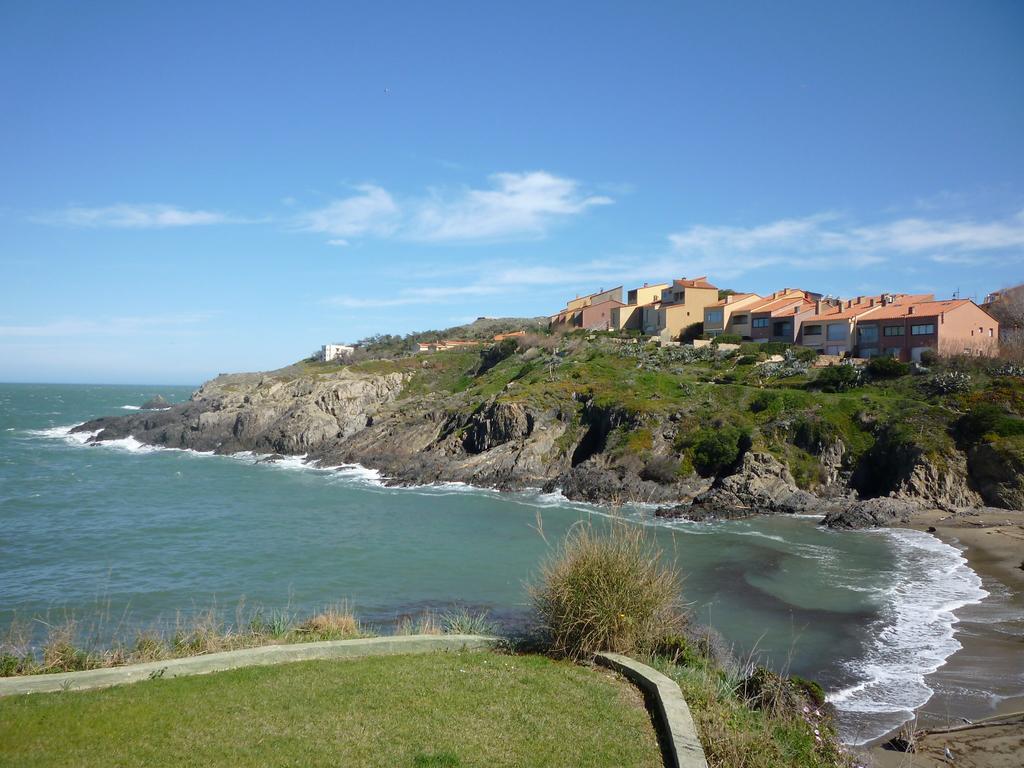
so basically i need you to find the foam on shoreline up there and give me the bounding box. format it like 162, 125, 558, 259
27, 422, 992, 745
827, 527, 988, 744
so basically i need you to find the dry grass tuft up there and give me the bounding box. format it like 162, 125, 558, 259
530, 522, 685, 660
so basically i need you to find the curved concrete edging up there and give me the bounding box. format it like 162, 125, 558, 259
0, 634, 499, 697
596, 651, 709, 768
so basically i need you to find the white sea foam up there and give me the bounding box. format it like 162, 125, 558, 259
827, 527, 988, 745
120, 405, 141, 410
27, 425, 98, 444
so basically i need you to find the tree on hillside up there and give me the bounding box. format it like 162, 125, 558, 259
987, 284, 1024, 361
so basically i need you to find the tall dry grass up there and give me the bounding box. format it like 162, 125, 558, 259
530, 522, 685, 660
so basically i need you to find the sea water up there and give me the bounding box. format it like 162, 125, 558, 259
0, 383, 988, 743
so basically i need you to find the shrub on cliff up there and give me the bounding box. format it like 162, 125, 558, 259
867, 356, 908, 379
954, 403, 1024, 446
691, 425, 749, 476
811, 364, 861, 393
530, 523, 684, 660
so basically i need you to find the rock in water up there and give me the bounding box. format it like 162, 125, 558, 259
140, 395, 170, 410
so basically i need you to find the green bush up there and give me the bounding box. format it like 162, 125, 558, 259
749, 391, 779, 413
867, 356, 909, 379
760, 342, 791, 355
530, 524, 685, 660
812, 364, 861, 393
792, 346, 819, 363
679, 322, 704, 344
792, 417, 836, 453
736, 354, 759, 366
691, 426, 749, 476
954, 403, 1024, 446
920, 349, 938, 366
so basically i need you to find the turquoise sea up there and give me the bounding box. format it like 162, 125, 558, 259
0, 383, 989, 743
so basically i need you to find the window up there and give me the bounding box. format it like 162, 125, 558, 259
860, 348, 879, 358
705, 309, 724, 324
773, 321, 792, 336
859, 325, 879, 343
827, 324, 847, 341
989, 329, 994, 337
803, 325, 823, 336
752, 318, 769, 329
884, 326, 904, 337
883, 348, 899, 358
731, 314, 748, 324
911, 324, 935, 336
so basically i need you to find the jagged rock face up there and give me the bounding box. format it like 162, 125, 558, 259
889, 450, 982, 510
818, 440, 847, 489
76, 370, 408, 455
544, 463, 703, 505
687, 451, 820, 518
821, 497, 922, 529
968, 443, 1024, 510
851, 429, 982, 510
461, 401, 534, 454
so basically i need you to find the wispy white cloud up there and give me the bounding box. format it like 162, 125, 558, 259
667, 209, 1024, 279
299, 171, 611, 244
326, 239, 350, 247
297, 184, 399, 238
408, 171, 612, 241
39, 204, 235, 229
0, 312, 216, 338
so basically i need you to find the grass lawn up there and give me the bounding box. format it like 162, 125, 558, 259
0, 650, 663, 768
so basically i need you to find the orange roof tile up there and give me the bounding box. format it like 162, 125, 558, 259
706, 293, 758, 308
857, 299, 971, 321
672, 276, 718, 290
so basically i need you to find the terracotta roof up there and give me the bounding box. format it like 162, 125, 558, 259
857, 299, 972, 321
672, 276, 717, 290
706, 293, 758, 308
748, 295, 810, 314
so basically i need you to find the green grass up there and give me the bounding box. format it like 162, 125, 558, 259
653, 656, 847, 768
0, 651, 662, 768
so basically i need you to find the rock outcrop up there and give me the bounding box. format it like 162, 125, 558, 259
681, 452, 821, 519
70, 357, 1015, 513
140, 395, 170, 410
821, 497, 923, 529
967, 443, 1024, 510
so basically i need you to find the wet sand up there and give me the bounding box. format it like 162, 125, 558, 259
866, 508, 1024, 767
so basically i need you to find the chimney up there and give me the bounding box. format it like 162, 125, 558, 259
870, 298, 875, 306
908, 306, 915, 315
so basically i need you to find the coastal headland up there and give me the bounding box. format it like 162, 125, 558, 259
71, 325, 1024, 759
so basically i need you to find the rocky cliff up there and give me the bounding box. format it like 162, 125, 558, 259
73, 340, 1024, 525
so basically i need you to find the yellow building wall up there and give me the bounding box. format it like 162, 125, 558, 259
658, 287, 720, 339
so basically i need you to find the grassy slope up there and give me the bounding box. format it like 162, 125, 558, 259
286, 335, 1024, 493
0, 651, 662, 768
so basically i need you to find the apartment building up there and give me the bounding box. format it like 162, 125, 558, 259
647, 277, 720, 340
612, 282, 671, 331
703, 293, 762, 338
854, 299, 1000, 361
796, 294, 931, 355
746, 289, 819, 343
549, 286, 624, 330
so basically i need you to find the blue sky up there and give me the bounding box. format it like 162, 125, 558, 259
2, 1, 1023, 384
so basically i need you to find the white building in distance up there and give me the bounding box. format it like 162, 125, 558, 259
320, 344, 355, 362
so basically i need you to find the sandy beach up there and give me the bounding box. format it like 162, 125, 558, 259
866, 508, 1024, 767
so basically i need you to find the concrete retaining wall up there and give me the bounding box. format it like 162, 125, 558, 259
597, 652, 709, 768
0, 634, 498, 697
